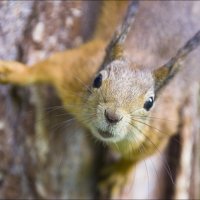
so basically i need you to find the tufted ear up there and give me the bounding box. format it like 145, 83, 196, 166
153, 61, 180, 95
153, 30, 200, 96
100, 1, 139, 70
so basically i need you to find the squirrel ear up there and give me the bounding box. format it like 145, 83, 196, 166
109, 43, 124, 61
100, 1, 139, 70
154, 30, 200, 96
153, 65, 173, 94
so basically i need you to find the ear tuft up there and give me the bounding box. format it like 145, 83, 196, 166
153, 30, 200, 95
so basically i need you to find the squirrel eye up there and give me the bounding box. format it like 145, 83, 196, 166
93, 74, 102, 88
144, 97, 154, 111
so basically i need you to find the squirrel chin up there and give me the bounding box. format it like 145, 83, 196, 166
90, 127, 127, 143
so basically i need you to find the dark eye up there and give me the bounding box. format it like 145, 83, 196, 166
144, 97, 154, 111
93, 74, 102, 88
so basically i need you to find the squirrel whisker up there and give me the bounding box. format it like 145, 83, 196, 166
130, 118, 180, 145
129, 122, 174, 185
130, 114, 177, 123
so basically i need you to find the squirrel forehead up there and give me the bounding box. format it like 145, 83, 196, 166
103, 60, 154, 93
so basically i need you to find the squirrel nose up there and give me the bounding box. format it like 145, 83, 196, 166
104, 109, 122, 124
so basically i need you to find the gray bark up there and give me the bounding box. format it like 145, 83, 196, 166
0, 1, 100, 199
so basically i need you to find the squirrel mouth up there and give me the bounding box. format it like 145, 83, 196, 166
97, 129, 113, 138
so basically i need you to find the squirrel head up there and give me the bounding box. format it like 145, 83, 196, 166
83, 58, 156, 144
82, 30, 200, 147
82, 0, 200, 145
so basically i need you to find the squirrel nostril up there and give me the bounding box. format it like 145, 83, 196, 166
104, 110, 122, 124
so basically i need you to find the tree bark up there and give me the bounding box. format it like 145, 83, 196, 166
0, 1, 101, 199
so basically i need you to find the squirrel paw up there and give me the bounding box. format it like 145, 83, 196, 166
0, 61, 27, 84
98, 161, 134, 199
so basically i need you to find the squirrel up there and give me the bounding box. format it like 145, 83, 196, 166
0, 1, 200, 198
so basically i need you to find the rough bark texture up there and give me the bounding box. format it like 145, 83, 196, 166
0, 1, 199, 199
0, 1, 101, 199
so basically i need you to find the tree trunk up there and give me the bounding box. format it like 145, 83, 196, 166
0, 1, 100, 198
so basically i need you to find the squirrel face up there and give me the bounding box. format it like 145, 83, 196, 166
83, 59, 155, 144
